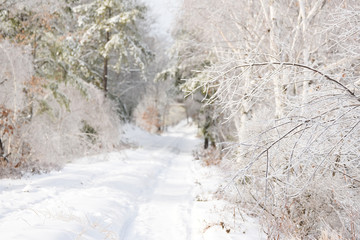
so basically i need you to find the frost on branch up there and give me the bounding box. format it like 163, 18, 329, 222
174, 0, 360, 238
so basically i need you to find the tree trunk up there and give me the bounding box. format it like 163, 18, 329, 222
103, 8, 111, 96
269, 2, 285, 119
33, 30, 37, 60
0, 139, 4, 157
103, 52, 108, 95
204, 137, 209, 149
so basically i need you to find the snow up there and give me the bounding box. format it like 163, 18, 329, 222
0, 121, 265, 239
191, 160, 266, 240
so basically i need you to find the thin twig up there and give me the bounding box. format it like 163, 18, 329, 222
225, 121, 307, 189
249, 191, 275, 217
0, 78, 7, 85
255, 121, 307, 162
265, 150, 270, 206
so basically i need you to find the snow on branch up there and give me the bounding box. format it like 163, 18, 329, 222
232, 62, 359, 101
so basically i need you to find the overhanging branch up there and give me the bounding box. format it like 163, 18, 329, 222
234, 62, 359, 101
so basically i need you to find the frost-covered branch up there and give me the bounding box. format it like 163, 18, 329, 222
174, 0, 360, 238
232, 62, 358, 100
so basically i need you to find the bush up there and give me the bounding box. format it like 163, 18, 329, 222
0, 41, 121, 178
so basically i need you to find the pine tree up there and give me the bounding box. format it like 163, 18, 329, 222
74, 0, 151, 94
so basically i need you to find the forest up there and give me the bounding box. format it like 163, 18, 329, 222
0, 0, 359, 239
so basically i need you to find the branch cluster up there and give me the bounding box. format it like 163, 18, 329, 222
174, 0, 360, 238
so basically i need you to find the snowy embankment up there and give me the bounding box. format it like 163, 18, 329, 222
0, 121, 264, 239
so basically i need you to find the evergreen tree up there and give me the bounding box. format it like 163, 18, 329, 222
74, 0, 152, 94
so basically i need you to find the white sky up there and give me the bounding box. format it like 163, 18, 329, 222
142, 0, 182, 43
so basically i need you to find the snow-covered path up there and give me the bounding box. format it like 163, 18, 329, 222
0, 122, 200, 240
122, 125, 197, 240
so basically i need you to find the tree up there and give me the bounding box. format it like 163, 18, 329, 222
73, 0, 151, 94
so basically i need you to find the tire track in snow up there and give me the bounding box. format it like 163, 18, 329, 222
121, 124, 200, 240
119, 137, 181, 240
0, 123, 200, 240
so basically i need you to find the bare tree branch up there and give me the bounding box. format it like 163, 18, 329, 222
233, 62, 359, 101
0, 79, 7, 85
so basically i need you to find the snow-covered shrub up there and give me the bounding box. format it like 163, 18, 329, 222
25, 81, 121, 166
193, 147, 222, 167
133, 81, 175, 133
135, 104, 161, 133
0, 41, 39, 177
0, 41, 121, 177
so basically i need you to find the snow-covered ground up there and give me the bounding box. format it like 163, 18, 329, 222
0, 121, 265, 239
